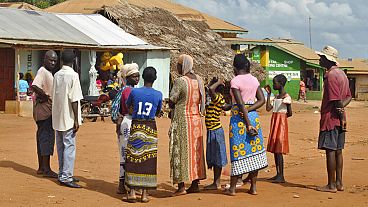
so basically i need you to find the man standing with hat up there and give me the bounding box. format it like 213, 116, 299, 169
316, 46, 352, 193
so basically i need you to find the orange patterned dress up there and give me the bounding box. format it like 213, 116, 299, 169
169, 76, 206, 184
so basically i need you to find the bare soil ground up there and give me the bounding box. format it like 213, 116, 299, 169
0, 101, 367, 207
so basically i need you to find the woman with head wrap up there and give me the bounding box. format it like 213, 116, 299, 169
115, 63, 140, 195
169, 54, 206, 196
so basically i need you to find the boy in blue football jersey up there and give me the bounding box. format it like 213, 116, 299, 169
124, 67, 163, 203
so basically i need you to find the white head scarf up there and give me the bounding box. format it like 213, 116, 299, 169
178, 54, 194, 75
119, 63, 139, 79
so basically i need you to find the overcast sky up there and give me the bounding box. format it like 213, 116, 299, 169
175, 0, 368, 58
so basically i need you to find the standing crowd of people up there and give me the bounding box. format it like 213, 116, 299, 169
31, 45, 351, 202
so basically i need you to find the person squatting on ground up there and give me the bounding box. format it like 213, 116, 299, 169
316, 46, 352, 193
32, 50, 58, 178
52, 49, 84, 188
114, 63, 140, 194
203, 77, 230, 190
264, 74, 293, 183
169, 54, 206, 196
225, 54, 267, 196
124, 67, 163, 203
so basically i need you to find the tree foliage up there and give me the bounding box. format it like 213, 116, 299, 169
0, 0, 66, 9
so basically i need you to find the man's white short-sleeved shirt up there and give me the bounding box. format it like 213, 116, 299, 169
52, 65, 83, 131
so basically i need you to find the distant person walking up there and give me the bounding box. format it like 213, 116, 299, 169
31, 50, 58, 178
298, 78, 307, 102
18, 73, 29, 101
316, 46, 352, 193
52, 49, 84, 188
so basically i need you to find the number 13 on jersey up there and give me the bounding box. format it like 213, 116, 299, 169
137, 102, 153, 116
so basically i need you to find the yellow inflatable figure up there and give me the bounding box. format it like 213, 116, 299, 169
109, 53, 124, 71
100, 52, 114, 71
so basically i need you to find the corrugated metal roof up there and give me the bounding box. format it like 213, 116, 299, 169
56, 14, 147, 46
0, 7, 168, 50
0, 7, 96, 45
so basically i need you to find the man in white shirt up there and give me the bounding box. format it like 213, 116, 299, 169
32, 50, 58, 178
52, 49, 83, 188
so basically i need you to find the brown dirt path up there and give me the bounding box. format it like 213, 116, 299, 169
0, 101, 367, 206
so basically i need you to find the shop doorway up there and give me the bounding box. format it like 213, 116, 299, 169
348, 77, 356, 98
0, 48, 15, 111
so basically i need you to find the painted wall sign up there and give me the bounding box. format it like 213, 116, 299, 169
268, 71, 300, 80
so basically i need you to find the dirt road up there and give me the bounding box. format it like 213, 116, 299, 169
0, 101, 367, 207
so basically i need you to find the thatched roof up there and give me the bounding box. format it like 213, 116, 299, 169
103, 2, 265, 82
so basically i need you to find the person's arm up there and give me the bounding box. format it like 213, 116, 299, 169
232, 88, 256, 133
125, 91, 134, 115
156, 96, 163, 117
31, 85, 49, 102
286, 104, 292, 117
247, 86, 266, 112
264, 85, 273, 112
222, 103, 232, 111
342, 96, 352, 107
72, 101, 79, 133
209, 79, 224, 100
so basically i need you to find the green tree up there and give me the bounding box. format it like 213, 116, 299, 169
0, 0, 66, 8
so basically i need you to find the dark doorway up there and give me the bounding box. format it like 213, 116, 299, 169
0, 48, 15, 111
348, 77, 356, 98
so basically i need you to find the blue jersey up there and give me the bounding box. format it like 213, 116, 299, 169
18, 80, 29, 93
126, 87, 163, 120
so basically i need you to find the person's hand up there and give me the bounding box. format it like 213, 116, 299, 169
264, 85, 272, 95
73, 120, 79, 133
217, 79, 225, 86
341, 120, 347, 132
156, 110, 164, 118
247, 125, 258, 136
116, 124, 122, 135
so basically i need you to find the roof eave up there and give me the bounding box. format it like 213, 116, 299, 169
212, 29, 248, 35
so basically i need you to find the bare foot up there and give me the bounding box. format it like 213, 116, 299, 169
248, 189, 258, 195
272, 177, 285, 183
316, 185, 337, 193
43, 170, 58, 178
224, 189, 236, 196
267, 175, 278, 181
186, 185, 200, 194
204, 183, 218, 190
36, 169, 43, 175
172, 188, 187, 197
336, 185, 344, 191
141, 197, 150, 203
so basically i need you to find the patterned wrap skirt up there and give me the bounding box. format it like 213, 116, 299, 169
229, 105, 268, 176
125, 119, 158, 189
